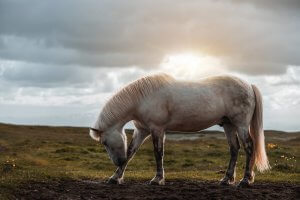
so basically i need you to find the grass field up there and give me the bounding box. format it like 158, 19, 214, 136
0, 123, 299, 199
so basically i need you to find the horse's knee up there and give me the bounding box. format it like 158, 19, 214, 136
236, 136, 241, 150
242, 136, 253, 156
228, 137, 240, 160
127, 129, 150, 157
229, 146, 239, 158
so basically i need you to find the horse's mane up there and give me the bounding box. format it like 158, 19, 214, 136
98, 73, 175, 128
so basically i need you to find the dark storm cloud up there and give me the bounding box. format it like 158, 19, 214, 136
238, 0, 300, 12
0, 36, 161, 67
0, 0, 300, 74
1, 65, 86, 87
0, 62, 142, 94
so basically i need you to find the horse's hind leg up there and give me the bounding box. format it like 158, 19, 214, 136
236, 126, 255, 187
220, 123, 240, 185
150, 129, 166, 185
108, 128, 150, 184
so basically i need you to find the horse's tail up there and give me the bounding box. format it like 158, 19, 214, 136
250, 84, 270, 172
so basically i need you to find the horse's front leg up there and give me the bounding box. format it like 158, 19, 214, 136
108, 128, 150, 184
150, 130, 166, 185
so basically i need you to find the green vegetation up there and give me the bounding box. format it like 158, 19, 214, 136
0, 123, 299, 198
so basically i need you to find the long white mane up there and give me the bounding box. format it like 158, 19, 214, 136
97, 73, 175, 129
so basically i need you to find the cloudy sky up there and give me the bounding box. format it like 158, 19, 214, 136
0, 0, 300, 131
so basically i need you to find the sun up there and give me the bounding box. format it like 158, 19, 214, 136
160, 53, 225, 79
164, 54, 202, 68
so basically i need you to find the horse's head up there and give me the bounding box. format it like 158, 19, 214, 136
89, 127, 127, 166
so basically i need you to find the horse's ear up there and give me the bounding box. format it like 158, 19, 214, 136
89, 127, 103, 141
89, 127, 101, 132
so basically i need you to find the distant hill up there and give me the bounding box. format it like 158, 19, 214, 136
0, 122, 299, 136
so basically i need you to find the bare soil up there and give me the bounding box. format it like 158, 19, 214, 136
14, 179, 300, 200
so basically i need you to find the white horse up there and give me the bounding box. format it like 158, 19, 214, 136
90, 73, 270, 187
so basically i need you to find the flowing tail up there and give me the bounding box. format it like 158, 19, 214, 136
250, 85, 270, 172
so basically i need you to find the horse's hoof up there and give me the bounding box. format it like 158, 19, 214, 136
219, 179, 234, 186
107, 178, 124, 185
219, 177, 235, 186
237, 179, 252, 188
150, 178, 165, 185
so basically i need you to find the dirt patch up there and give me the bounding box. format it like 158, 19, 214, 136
0, 145, 8, 152
14, 179, 300, 200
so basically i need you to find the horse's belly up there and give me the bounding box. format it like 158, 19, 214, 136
166, 115, 222, 132
165, 92, 225, 131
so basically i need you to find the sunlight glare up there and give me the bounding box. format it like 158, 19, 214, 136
160, 53, 226, 80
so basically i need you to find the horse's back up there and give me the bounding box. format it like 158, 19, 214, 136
167, 75, 255, 111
